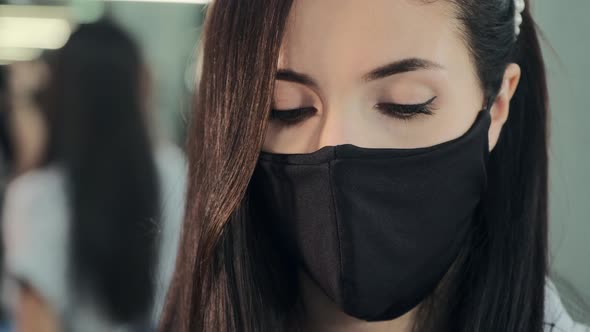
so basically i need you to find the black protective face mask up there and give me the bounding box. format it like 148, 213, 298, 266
250, 109, 491, 321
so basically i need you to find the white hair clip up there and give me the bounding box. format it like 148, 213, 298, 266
514, 0, 525, 37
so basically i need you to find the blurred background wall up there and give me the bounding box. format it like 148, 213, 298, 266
534, 0, 590, 322
106, 1, 204, 143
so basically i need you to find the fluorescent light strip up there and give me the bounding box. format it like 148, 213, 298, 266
0, 17, 72, 50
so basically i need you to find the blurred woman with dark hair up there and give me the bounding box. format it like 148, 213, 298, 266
2, 19, 186, 331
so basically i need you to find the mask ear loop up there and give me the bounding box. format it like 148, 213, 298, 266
483, 94, 496, 113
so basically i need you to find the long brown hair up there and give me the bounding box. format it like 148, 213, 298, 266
160, 1, 295, 331
161, 0, 549, 331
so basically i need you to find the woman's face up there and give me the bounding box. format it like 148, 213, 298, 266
263, 0, 486, 154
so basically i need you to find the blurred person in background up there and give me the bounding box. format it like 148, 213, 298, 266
1, 59, 50, 332
0, 54, 60, 332
1, 55, 59, 332
2, 19, 186, 332
3, 61, 49, 176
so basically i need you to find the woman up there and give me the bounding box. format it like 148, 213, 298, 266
161, 1, 589, 331
2, 20, 185, 331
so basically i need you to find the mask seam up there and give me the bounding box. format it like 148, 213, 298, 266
258, 147, 451, 165
327, 159, 345, 306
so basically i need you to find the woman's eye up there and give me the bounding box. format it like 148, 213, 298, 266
269, 107, 317, 126
374, 96, 437, 120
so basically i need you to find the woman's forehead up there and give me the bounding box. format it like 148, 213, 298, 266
278, 0, 462, 85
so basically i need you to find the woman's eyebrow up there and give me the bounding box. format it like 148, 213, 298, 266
275, 58, 444, 88
276, 69, 318, 89
362, 58, 445, 82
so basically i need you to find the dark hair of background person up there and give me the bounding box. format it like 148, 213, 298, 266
42, 19, 160, 324
0, 65, 10, 322
0, 65, 14, 164
160, 0, 548, 331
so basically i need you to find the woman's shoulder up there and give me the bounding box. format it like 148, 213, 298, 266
2, 166, 70, 313
544, 278, 590, 332
3, 166, 68, 227
2, 166, 68, 232
4, 166, 66, 203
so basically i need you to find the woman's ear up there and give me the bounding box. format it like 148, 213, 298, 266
488, 63, 521, 151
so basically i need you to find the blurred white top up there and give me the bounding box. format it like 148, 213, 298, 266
1, 141, 187, 330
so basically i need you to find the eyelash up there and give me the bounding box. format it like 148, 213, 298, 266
269, 107, 317, 126
269, 96, 437, 126
374, 96, 437, 120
